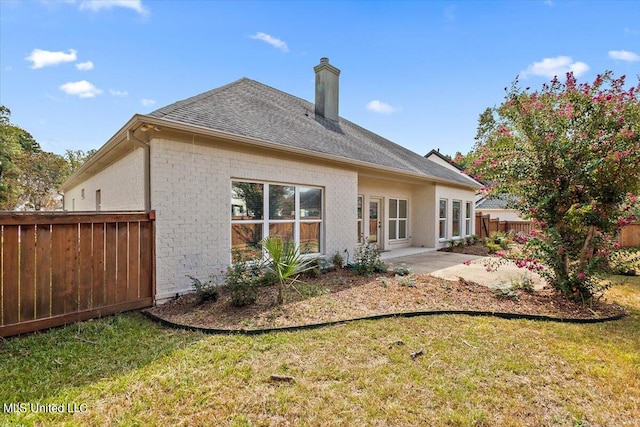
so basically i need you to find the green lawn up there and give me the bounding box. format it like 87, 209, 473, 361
1, 276, 639, 427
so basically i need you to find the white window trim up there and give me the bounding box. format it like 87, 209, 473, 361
438, 198, 448, 240
388, 198, 409, 241
357, 195, 364, 243
452, 200, 463, 239
231, 180, 323, 257
465, 201, 473, 236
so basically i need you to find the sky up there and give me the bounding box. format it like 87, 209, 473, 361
1, 0, 639, 159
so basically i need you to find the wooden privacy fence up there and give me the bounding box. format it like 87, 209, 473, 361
475, 214, 639, 248
619, 223, 640, 248
0, 211, 155, 338
475, 213, 533, 239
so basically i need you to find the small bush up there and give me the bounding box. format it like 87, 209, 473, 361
488, 231, 511, 250
393, 263, 411, 276
332, 251, 345, 269
374, 261, 388, 273
188, 275, 220, 303
486, 242, 502, 254
397, 275, 416, 287
225, 250, 265, 307
510, 276, 536, 293
609, 248, 640, 275
354, 241, 382, 275
489, 283, 519, 300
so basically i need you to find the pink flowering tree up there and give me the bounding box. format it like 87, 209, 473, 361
470, 71, 640, 301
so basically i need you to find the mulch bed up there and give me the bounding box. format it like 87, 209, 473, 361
145, 270, 627, 331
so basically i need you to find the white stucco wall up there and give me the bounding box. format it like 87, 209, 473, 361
150, 138, 358, 301
63, 148, 146, 211
434, 184, 477, 249
411, 183, 436, 248
358, 177, 475, 251
358, 176, 418, 251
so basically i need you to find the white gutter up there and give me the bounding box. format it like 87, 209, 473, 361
61, 113, 480, 193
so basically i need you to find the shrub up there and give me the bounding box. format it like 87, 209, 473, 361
465, 235, 478, 246
353, 241, 382, 275
510, 275, 536, 293
397, 275, 416, 287
375, 261, 388, 273
188, 275, 220, 303
486, 242, 502, 254
332, 251, 345, 269
393, 263, 411, 276
225, 250, 265, 307
609, 248, 640, 275
489, 283, 520, 300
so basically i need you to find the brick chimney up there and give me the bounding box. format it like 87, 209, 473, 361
314, 57, 340, 122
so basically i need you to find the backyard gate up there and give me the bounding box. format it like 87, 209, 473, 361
0, 211, 155, 337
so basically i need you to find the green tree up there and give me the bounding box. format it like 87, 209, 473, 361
453, 108, 499, 174
0, 106, 42, 209
16, 150, 69, 210
64, 149, 96, 175
0, 106, 85, 211
469, 72, 640, 301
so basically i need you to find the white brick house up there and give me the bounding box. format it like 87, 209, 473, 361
61, 58, 480, 302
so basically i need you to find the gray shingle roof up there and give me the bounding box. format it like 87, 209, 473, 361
149, 78, 479, 187
476, 194, 520, 209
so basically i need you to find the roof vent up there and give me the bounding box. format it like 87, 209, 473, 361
314, 57, 341, 122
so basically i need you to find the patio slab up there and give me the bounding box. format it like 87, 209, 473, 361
383, 250, 545, 290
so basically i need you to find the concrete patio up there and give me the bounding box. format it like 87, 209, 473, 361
382, 249, 545, 290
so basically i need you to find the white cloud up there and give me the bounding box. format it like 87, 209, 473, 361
521, 56, 589, 78
59, 80, 103, 98
141, 98, 156, 106
109, 89, 128, 96
79, 0, 148, 15
76, 60, 94, 71
250, 32, 289, 52
26, 48, 77, 69
366, 100, 400, 114
608, 50, 640, 62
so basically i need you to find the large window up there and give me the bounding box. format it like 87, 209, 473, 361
388, 198, 408, 240
465, 202, 472, 236
439, 199, 447, 239
231, 181, 322, 259
452, 200, 462, 238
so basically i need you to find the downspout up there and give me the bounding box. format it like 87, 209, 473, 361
127, 127, 153, 211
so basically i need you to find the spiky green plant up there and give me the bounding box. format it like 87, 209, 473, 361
262, 236, 316, 304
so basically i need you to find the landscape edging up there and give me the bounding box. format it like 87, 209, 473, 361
142, 308, 627, 336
